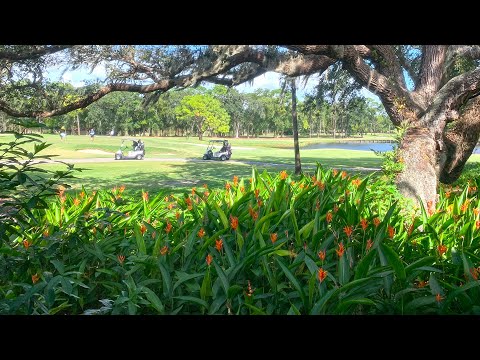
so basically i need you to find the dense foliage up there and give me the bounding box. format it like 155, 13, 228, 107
1, 130, 480, 315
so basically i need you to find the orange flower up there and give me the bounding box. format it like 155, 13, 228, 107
460, 200, 469, 213
152, 231, 157, 239
185, 197, 193, 211
43, 229, 49, 237
175, 211, 181, 220
142, 191, 149, 202
257, 199, 263, 207
198, 228, 205, 238
215, 239, 223, 252
254, 189, 260, 199
336, 242, 345, 258
476, 220, 480, 230
119, 185, 125, 193
437, 244, 447, 256
469, 186, 477, 194
474, 208, 480, 216
31, 273, 39, 284
426, 200, 434, 216
240, 186, 245, 193
407, 222, 415, 236
446, 204, 454, 214
203, 183, 208, 189
230, 215, 239, 230
318, 268, 328, 283
191, 187, 196, 195
248, 206, 258, 221
315, 180, 325, 191
360, 218, 368, 231
160, 246, 169, 256
270, 233, 278, 244
140, 224, 147, 235
445, 191, 451, 198
332, 169, 338, 177
415, 280, 428, 288
435, 293, 443, 302
387, 225, 395, 239
299, 183, 305, 189
117, 255, 125, 264
333, 204, 339, 213
225, 183, 231, 191
164, 196, 170, 202
280, 170, 288, 180
351, 178, 361, 188
469, 267, 479, 280
165, 222, 172, 234
206, 254, 213, 266
92, 227, 97, 235
341, 171, 347, 179
79, 191, 85, 199
23, 240, 31, 249
343, 225, 353, 238
73, 198, 81, 206
366, 239, 373, 251
233, 175, 239, 186
326, 211, 333, 223
345, 189, 350, 196
373, 217, 381, 227
311, 175, 317, 182
318, 250, 326, 261
168, 203, 174, 210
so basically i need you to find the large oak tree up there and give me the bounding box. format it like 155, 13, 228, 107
2, 45, 480, 207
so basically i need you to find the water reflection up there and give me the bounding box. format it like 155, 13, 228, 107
302, 142, 480, 154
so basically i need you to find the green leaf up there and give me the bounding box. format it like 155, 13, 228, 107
213, 261, 229, 297
173, 272, 204, 292
336, 298, 376, 313
134, 224, 147, 255
141, 287, 165, 314
276, 258, 306, 310
354, 249, 376, 280
50, 260, 65, 275
405, 256, 436, 276
338, 254, 350, 286
380, 243, 406, 281
158, 261, 172, 298
200, 270, 212, 300
212, 201, 228, 229
244, 303, 266, 315
174, 296, 209, 309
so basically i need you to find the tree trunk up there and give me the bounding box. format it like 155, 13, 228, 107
291, 79, 302, 175
76, 113, 80, 136
396, 127, 439, 211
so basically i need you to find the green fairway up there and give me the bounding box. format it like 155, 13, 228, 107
4, 133, 480, 194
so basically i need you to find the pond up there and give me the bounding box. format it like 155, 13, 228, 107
302, 142, 480, 154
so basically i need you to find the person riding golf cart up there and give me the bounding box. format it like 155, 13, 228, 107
202, 139, 232, 161
115, 138, 145, 160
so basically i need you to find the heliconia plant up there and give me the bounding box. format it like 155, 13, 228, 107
2, 157, 480, 315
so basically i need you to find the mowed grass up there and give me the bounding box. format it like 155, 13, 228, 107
3, 133, 480, 194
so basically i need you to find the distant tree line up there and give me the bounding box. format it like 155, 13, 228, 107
0, 82, 390, 139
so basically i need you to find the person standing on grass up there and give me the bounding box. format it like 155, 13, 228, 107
60, 127, 66, 142
89, 128, 95, 141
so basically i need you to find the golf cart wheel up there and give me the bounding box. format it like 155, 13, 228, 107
203, 154, 209, 160
115, 154, 122, 160
220, 155, 227, 161
136, 154, 143, 160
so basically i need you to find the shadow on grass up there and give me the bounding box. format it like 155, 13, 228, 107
60, 155, 381, 196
